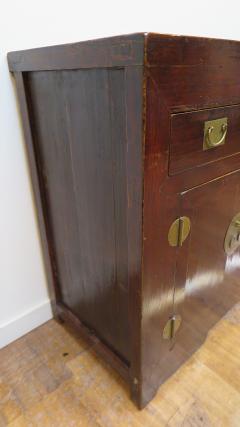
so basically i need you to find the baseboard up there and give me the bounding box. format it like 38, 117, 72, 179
0, 299, 53, 349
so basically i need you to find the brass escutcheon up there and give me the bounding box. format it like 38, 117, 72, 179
224, 212, 240, 256
163, 315, 182, 340
168, 216, 191, 247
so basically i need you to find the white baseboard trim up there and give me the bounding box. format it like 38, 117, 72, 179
0, 299, 53, 349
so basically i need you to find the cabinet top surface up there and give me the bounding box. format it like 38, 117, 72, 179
7, 32, 240, 72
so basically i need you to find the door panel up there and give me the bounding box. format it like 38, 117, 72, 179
174, 171, 240, 358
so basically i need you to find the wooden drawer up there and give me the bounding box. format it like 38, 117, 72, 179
169, 105, 240, 175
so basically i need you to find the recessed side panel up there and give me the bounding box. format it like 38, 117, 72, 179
25, 69, 129, 362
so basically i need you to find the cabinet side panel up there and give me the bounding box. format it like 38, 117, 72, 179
25, 68, 129, 362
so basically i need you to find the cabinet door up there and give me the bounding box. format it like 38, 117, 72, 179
173, 170, 240, 359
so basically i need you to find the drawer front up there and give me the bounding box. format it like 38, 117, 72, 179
169, 105, 240, 175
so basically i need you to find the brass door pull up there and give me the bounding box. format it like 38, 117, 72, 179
224, 213, 240, 255
168, 216, 191, 247
163, 315, 182, 340
206, 123, 227, 148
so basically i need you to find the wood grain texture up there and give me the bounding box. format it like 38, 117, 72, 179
1, 310, 240, 426
12, 72, 58, 311
7, 34, 144, 71
147, 32, 240, 112
25, 68, 130, 363
8, 33, 240, 409
139, 33, 240, 407
174, 171, 240, 358
123, 66, 144, 404
170, 105, 240, 174
146, 33, 240, 67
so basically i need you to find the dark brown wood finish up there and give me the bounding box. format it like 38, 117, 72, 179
170, 105, 240, 174
140, 33, 240, 407
8, 33, 240, 409
124, 66, 144, 404
25, 68, 130, 362
12, 72, 59, 312
174, 171, 240, 357
7, 34, 144, 71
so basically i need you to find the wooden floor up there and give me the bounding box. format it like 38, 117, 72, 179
1, 304, 240, 427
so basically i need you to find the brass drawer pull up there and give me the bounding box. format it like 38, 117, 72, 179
206, 123, 227, 148
203, 117, 228, 150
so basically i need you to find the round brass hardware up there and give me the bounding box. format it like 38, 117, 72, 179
168, 216, 191, 247
224, 212, 240, 255
163, 315, 182, 340
206, 123, 228, 148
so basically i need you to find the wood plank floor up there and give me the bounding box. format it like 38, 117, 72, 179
1, 304, 240, 427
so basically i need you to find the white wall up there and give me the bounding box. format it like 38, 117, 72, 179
1, 0, 240, 348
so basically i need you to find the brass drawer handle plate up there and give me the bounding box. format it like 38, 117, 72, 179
203, 117, 228, 150
224, 213, 240, 256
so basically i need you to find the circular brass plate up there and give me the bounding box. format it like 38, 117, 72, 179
224, 212, 240, 256
168, 216, 191, 247
163, 315, 182, 340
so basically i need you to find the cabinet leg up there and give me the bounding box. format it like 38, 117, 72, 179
130, 378, 159, 409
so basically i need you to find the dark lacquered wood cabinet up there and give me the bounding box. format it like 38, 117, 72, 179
8, 33, 240, 408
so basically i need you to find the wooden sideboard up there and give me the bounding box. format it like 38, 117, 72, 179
8, 33, 240, 408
